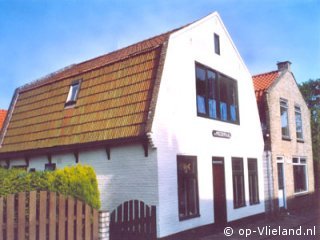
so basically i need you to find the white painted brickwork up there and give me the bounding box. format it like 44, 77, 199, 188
151, 12, 265, 238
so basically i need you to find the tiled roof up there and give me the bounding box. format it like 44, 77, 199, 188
252, 71, 280, 103
0, 29, 175, 155
0, 110, 7, 130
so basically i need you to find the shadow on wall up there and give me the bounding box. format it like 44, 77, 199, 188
265, 191, 320, 218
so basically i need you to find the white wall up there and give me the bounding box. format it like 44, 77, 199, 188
151, 12, 265, 238
8, 143, 158, 212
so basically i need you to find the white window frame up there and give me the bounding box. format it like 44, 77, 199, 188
280, 98, 290, 140
294, 105, 304, 141
292, 156, 308, 195
65, 80, 81, 107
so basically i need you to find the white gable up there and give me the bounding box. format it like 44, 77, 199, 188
151, 12, 265, 237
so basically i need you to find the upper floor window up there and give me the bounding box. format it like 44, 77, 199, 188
295, 105, 304, 141
196, 63, 239, 124
280, 99, 290, 139
65, 80, 81, 107
214, 33, 220, 55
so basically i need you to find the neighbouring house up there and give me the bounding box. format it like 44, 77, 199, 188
253, 61, 314, 213
0, 12, 265, 239
0, 110, 7, 130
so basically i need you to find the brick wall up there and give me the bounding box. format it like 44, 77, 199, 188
266, 71, 314, 209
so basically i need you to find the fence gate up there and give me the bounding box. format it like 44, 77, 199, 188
110, 200, 156, 240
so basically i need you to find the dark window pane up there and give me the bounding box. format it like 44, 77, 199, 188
277, 163, 284, 190
248, 158, 259, 205
280, 99, 290, 138
293, 165, 307, 192
232, 158, 245, 208
214, 33, 220, 55
177, 156, 199, 220
295, 106, 303, 139
196, 66, 207, 114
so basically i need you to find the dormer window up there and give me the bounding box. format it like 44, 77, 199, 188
214, 33, 220, 55
65, 80, 81, 107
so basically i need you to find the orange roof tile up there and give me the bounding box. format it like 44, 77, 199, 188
0, 110, 7, 130
0, 28, 176, 156
252, 71, 279, 103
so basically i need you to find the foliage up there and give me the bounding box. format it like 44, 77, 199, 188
299, 78, 320, 190
0, 164, 101, 209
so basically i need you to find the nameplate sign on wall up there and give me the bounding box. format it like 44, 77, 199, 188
212, 130, 231, 139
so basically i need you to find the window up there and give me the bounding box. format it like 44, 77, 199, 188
214, 33, 220, 55
45, 163, 56, 171
195, 63, 239, 124
277, 163, 284, 190
248, 158, 259, 205
232, 157, 245, 208
293, 157, 308, 193
280, 99, 290, 139
65, 80, 81, 107
295, 105, 304, 140
12, 165, 28, 171
177, 155, 199, 220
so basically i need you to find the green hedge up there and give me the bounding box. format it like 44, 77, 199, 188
0, 164, 101, 209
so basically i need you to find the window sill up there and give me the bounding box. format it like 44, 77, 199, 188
297, 139, 304, 143
249, 201, 260, 206
234, 204, 246, 209
64, 101, 77, 109
197, 113, 240, 125
294, 191, 309, 197
282, 137, 291, 141
179, 213, 200, 221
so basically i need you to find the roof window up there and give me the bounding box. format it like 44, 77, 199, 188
65, 80, 81, 107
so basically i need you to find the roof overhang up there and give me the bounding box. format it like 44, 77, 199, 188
0, 135, 149, 160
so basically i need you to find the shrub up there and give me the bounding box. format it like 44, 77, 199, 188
0, 164, 100, 209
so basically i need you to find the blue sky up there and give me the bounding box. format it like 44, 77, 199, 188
0, 0, 319, 109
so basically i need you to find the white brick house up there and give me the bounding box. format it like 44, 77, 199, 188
0, 12, 265, 239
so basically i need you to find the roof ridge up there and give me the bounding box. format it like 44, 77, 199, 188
78, 27, 180, 66
18, 26, 182, 93
252, 70, 278, 78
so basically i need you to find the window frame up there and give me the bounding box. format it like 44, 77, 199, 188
65, 80, 81, 107
214, 33, 220, 55
195, 62, 240, 124
177, 155, 200, 221
294, 105, 304, 141
232, 157, 246, 209
248, 158, 260, 205
292, 157, 308, 194
280, 98, 290, 140
45, 163, 56, 171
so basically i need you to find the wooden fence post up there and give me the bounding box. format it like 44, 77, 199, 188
76, 200, 83, 240
58, 195, 66, 240
18, 192, 26, 239
29, 191, 37, 240
49, 192, 57, 240
0, 197, 3, 239
6, 194, 14, 240
67, 197, 74, 240
39, 191, 47, 240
